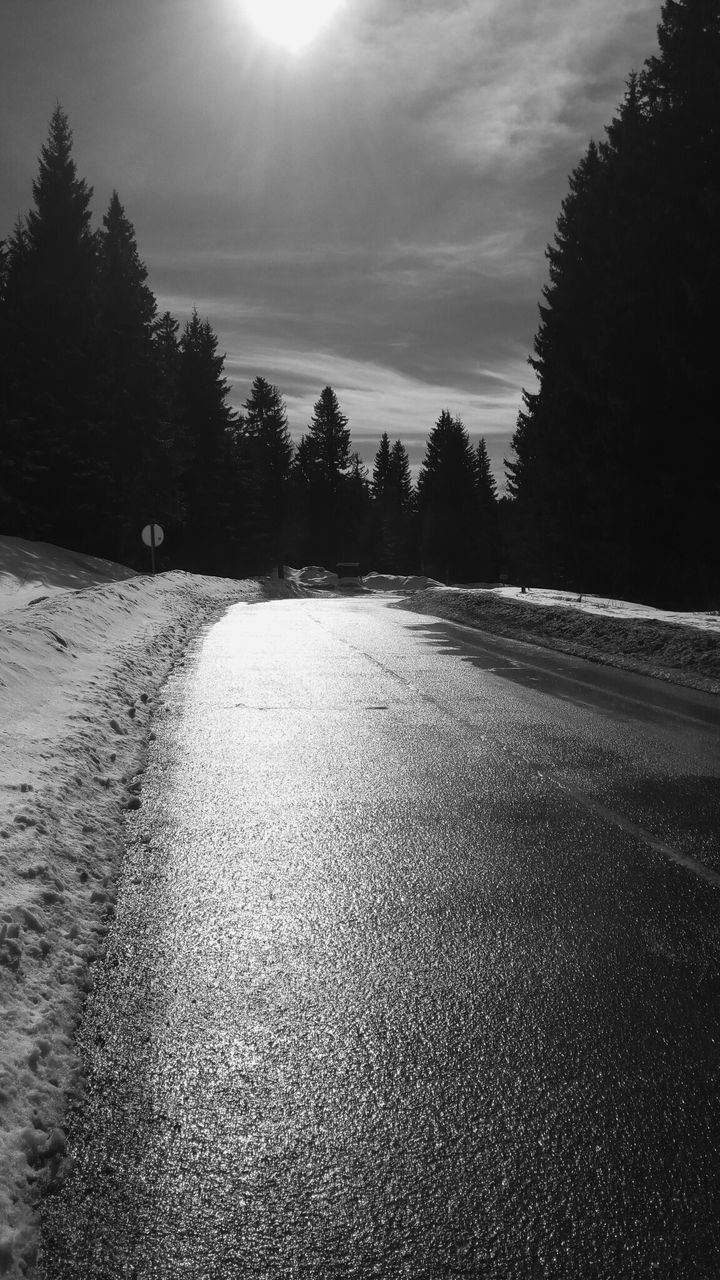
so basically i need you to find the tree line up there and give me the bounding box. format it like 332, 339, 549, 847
2, 0, 714, 604
0, 107, 499, 582
506, 0, 719, 608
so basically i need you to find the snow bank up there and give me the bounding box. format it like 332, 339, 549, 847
0, 541, 290, 1277
283, 565, 338, 590
362, 571, 443, 593
0, 534, 136, 616
397, 586, 720, 693
282, 567, 442, 594
458, 584, 720, 635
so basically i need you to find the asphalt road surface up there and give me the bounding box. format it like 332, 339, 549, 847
39, 595, 720, 1279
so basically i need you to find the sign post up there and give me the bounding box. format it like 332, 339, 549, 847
141, 523, 164, 575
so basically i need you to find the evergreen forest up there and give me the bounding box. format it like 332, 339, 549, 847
506, 0, 719, 608
1, 0, 717, 606
0, 107, 498, 584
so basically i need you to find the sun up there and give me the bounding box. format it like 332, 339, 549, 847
244, 0, 343, 52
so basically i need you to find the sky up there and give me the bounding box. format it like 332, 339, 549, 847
0, 0, 662, 487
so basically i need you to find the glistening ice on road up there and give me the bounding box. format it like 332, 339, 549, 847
39, 596, 720, 1278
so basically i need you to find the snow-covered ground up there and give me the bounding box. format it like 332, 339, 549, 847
282, 566, 443, 593
0, 536, 291, 1278
449, 583, 720, 634
0, 535, 137, 616
397, 583, 720, 692
1, 542, 717, 1275
289, 565, 720, 637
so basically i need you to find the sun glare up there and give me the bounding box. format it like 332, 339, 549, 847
244, 0, 342, 52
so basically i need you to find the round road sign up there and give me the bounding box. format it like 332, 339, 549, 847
141, 523, 164, 548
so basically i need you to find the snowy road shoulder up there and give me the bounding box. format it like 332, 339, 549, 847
0, 565, 289, 1278
395, 586, 720, 694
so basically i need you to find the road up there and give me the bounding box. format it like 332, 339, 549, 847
39, 595, 720, 1279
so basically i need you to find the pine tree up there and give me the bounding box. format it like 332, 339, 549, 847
638, 0, 720, 603
96, 192, 156, 365
175, 310, 237, 573
238, 376, 294, 570
95, 190, 161, 557
475, 438, 497, 503
389, 440, 413, 509
345, 451, 373, 566
371, 433, 392, 500
295, 386, 353, 565
2, 107, 99, 545
305, 386, 351, 488
475, 437, 500, 579
506, 140, 609, 587
370, 435, 415, 571
148, 311, 187, 549
507, 0, 720, 605
417, 411, 480, 582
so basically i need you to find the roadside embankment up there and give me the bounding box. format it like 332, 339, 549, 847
0, 568, 292, 1278
395, 587, 720, 694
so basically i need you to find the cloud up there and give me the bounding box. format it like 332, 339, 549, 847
338, 0, 659, 172
1, 0, 660, 499
222, 339, 531, 485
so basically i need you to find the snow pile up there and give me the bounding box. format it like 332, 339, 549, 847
362, 571, 443, 593
0, 539, 290, 1278
0, 534, 136, 615
282, 567, 443, 594
283, 565, 338, 591
456, 584, 720, 634
398, 585, 720, 692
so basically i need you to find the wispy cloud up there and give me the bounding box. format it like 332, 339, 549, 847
340, 0, 659, 171
223, 340, 532, 482
1, 0, 660, 494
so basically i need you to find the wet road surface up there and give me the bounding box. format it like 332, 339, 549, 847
39, 596, 720, 1278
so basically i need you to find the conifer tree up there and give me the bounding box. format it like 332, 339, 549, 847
148, 310, 187, 547
389, 440, 413, 509
475, 437, 500, 579
475, 438, 497, 502
2, 107, 99, 545
175, 310, 237, 573
95, 190, 162, 556
294, 386, 354, 565
305, 386, 352, 488
638, 0, 720, 602
152, 310, 182, 440
370, 435, 415, 571
238, 376, 294, 570
506, 139, 608, 586
417, 411, 480, 582
507, 0, 720, 605
371, 433, 392, 500
345, 451, 373, 565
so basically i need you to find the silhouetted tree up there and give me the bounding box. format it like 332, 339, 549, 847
417, 411, 480, 582
146, 310, 190, 551
345, 451, 373, 565
95, 190, 165, 557
389, 439, 413, 509
371, 432, 392, 501
175, 310, 237, 573
237, 376, 294, 570
507, 139, 609, 587
507, 0, 720, 606
1, 106, 99, 545
475, 437, 500, 579
294, 386, 354, 564
370, 434, 416, 571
